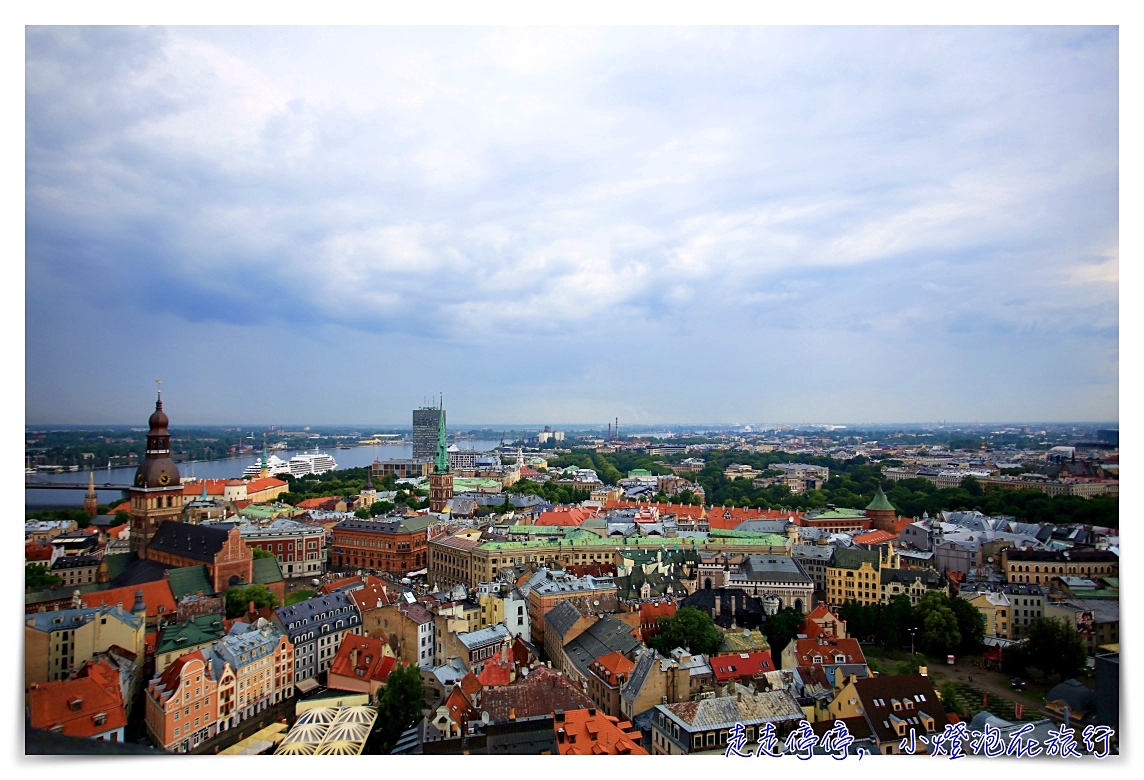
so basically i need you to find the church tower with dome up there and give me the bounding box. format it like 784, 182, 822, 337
129, 385, 185, 558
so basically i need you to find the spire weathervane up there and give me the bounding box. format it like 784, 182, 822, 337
156, 379, 162, 398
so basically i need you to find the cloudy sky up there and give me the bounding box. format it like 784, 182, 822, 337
25, 26, 1118, 426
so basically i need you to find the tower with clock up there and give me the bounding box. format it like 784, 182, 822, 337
129, 382, 185, 558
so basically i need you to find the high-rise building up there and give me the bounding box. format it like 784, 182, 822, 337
130, 388, 185, 558
413, 407, 445, 460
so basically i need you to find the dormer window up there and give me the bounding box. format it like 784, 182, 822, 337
891, 699, 902, 711
93, 713, 107, 726
812, 655, 823, 664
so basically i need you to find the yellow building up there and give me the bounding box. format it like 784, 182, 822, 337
826, 545, 898, 608
962, 591, 1010, 639
25, 603, 146, 693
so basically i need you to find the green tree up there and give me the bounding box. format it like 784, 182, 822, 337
225, 584, 279, 618
879, 594, 917, 651
948, 594, 985, 654
251, 546, 274, 559
649, 606, 723, 656
26, 563, 62, 590
764, 608, 804, 664
114, 510, 129, 524
372, 661, 425, 753
1025, 616, 1087, 682
920, 605, 961, 657
369, 500, 395, 516
354, 506, 371, 519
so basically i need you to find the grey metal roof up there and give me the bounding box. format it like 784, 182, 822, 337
25, 604, 142, 633
736, 555, 814, 584
562, 615, 641, 679
148, 521, 232, 563
543, 600, 583, 640
621, 649, 658, 704
656, 684, 803, 731
458, 624, 509, 650
275, 591, 361, 639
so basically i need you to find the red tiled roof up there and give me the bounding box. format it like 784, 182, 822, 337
79, 580, 176, 621
26, 542, 54, 562
328, 634, 395, 684
29, 658, 128, 738
710, 651, 775, 682
476, 654, 513, 688
106, 523, 129, 540
791, 637, 866, 667
555, 709, 647, 755
144, 632, 157, 655
111, 502, 131, 515
459, 671, 483, 699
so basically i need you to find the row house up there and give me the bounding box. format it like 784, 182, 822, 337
1002, 548, 1118, 585
376, 601, 436, 669
276, 592, 362, 685
144, 618, 293, 753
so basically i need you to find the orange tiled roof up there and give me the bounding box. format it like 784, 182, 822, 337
106, 523, 129, 540
79, 580, 175, 621
182, 479, 228, 497
852, 530, 898, 546
29, 658, 127, 738
459, 671, 483, 699
590, 651, 635, 686
297, 497, 340, 509
246, 477, 288, 493
328, 634, 395, 683
555, 709, 647, 755
111, 502, 131, 515
534, 507, 597, 527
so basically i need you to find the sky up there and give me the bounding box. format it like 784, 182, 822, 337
24, 26, 1119, 427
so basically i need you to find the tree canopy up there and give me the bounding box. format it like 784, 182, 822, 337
225, 583, 279, 618
371, 662, 424, 753
648, 606, 723, 656
762, 607, 804, 664
26, 563, 62, 590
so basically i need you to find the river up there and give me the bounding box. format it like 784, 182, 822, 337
25, 440, 501, 511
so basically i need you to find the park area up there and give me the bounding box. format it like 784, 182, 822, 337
861, 645, 1069, 722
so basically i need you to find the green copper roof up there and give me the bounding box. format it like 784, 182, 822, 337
865, 485, 895, 512
167, 565, 213, 599
155, 613, 226, 656
252, 556, 283, 584
805, 507, 868, 520
830, 546, 882, 571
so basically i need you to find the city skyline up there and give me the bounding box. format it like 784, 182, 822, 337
26, 27, 1118, 425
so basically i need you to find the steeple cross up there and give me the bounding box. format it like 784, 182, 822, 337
156, 379, 162, 397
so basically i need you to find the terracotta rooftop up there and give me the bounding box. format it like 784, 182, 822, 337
480, 665, 594, 721
328, 634, 395, 684
79, 580, 175, 621
554, 708, 647, 755
29, 658, 127, 738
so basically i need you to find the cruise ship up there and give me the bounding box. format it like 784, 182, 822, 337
287, 450, 338, 477
241, 454, 292, 479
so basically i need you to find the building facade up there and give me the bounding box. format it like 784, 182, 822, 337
232, 517, 326, 579
330, 517, 430, 573
276, 592, 363, 684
